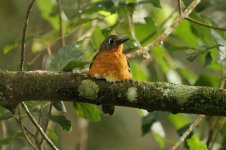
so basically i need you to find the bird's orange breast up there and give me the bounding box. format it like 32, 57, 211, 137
88, 51, 132, 82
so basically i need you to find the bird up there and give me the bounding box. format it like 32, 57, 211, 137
87, 35, 132, 115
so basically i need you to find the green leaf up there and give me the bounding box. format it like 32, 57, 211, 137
173, 20, 200, 48
0, 137, 14, 145
187, 134, 208, 150
47, 115, 72, 132
62, 61, 90, 72
101, 23, 118, 37
0, 107, 13, 120
130, 60, 150, 81
135, 17, 157, 45
195, 2, 212, 12
52, 101, 67, 112
36, 0, 59, 29
138, 0, 161, 8
0, 112, 13, 121
73, 102, 101, 122
190, 14, 216, 46
186, 50, 203, 62
152, 131, 165, 149
44, 44, 86, 71
142, 112, 158, 135
195, 73, 220, 87
0, 132, 23, 145
79, 0, 115, 14
205, 52, 212, 66
47, 129, 58, 142
168, 114, 191, 129
177, 123, 193, 138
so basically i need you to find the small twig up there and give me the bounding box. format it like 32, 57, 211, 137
75, 118, 88, 150
206, 77, 226, 149
18, 107, 38, 150
19, 0, 58, 149
178, 0, 226, 32
19, 1, 38, 149
127, 12, 151, 59
178, 0, 183, 15
169, 115, 205, 150
39, 103, 53, 146
21, 103, 59, 150
56, 0, 65, 47
0, 121, 7, 150
187, 17, 226, 32
126, 0, 202, 58
20, 0, 35, 71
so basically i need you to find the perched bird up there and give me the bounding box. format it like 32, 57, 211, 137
87, 35, 132, 115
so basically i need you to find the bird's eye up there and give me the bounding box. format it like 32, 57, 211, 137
108, 38, 114, 44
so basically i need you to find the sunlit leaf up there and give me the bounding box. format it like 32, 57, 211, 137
168, 114, 191, 129
187, 134, 208, 150
138, 0, 161, 8
173, 20, 200, 48
130, 60, 150, 81
79, 0, 115, 14
135, 17, 157, 45
190, 14, 217, 46
73, 102, 101, 122
152, 131, 165, 149
36, 0, 59, 29
195, 73, 220, 87
47, 115, 72, 132
47, 129, 58, 142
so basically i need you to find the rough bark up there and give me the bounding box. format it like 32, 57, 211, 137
0, 70, 226, 116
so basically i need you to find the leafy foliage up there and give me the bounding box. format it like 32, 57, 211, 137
47, 115, 72, 132
73, 102, 101, 122
1, 0, 226, 149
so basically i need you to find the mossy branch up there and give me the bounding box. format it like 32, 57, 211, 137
0, 70, 226, 116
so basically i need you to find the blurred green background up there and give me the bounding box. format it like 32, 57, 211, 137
1, 0, 226, 150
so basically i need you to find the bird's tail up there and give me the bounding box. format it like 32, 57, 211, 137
102, 104, 114, 115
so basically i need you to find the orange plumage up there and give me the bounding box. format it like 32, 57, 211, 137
88, 35, 132, 82
87, 35, 132, 115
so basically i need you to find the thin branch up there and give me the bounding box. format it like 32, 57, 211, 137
19, 1, 38, 149
21, 103, 59, 150
0, 121, 7, 150
18, 107, 38, 150
127, 12, 151, 59
56, 0, 65, 47
206, 77, 226, 149
19, 1, 58, 149
187, 17, 226, 32
39, 103, 53, 146
20, 0, 35, 71
126, 0, 202, 58
178, 0, 183, 15
169, 115, 205, 150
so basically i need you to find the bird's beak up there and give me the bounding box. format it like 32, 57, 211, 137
116, 37, 129, 45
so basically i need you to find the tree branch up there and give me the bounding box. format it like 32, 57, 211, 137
127, 0, 202, 58
1, 71, 226, 116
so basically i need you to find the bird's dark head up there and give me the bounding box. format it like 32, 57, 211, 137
99, 35, 129, 52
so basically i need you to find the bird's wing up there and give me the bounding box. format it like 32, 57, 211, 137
127, 58, 131, 72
